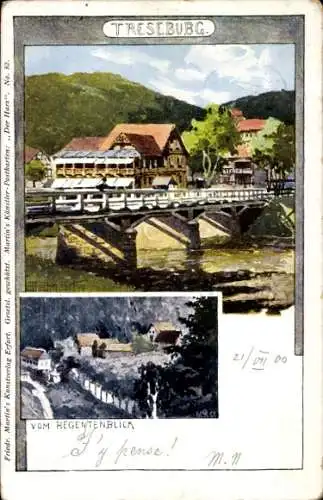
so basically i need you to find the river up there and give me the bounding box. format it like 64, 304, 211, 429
137, 246, 294, 274
26, 236, 294, 274
25, 236, 295, 313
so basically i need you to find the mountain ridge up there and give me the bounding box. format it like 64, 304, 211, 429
25, 71, 205, 154
25, 72, 295, 155
223, 90, 295, 124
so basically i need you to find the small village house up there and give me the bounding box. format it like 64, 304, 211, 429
74, 333, 101, 355
219, 110, 267, 186
48, 366, 61, 384
146, 321, 181, 346
53, 123, 189, 189
74, 333, 133, 357
97, 338, 133, 358
21, 347, 52, 372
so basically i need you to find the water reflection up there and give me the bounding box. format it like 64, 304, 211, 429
137, 247, 294, 275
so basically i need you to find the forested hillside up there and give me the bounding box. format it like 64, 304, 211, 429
25, 71, 295, 155
20, 296, 193, 348
223, 90, 295, 124
25, 72, 205, 154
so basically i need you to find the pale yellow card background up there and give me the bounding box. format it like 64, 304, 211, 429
1, 1, 322, 499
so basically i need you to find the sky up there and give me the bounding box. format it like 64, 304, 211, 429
25, 44, 295, 107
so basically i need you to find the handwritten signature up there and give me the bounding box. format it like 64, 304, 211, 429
207, 450, 242, 468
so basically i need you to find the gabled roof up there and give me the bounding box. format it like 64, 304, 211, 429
100, 343, 133, 352
98, 338, 119, 345
150, 321, 180, 333
21, 347, 49, 360
62, 137, 105, 152
237, 119, 266, 132
113, 133, 162, 156
25, 146, 41, 164
100, 124, 176, 152
75, 333, 100, 347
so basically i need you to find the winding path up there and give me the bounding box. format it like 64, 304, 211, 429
21, 373, 53, 418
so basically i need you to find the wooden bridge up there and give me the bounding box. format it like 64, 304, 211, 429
25, 187, 294, 268
25, 187, 293, 224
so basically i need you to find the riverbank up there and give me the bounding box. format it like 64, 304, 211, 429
26, 254, 135, 292
25, 250, 294, 313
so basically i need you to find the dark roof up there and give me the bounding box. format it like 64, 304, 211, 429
25, 146, 41, 164
155, 331, 180, 344
100, 123, 177, 151
61, 137, 105, 152
60, 123, 190, 157
21, 347, 49, 360
116, 133, 162, 156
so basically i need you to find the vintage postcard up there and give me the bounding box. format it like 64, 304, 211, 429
1, 1, 322, 499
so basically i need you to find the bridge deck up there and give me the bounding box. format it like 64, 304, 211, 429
26, 199, 276, 225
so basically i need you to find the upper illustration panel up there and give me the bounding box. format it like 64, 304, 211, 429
24, 40, 296, 315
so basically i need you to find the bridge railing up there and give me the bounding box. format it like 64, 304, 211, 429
25, 187, 292, 217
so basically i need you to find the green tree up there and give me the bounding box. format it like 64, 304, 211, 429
134, 297, 219, 418
250, 117, 282, 180
92, 340, 98, 358
173, 296, 218, 398
251, 119, 295, 179
25, 160, 46, 187
270, 123, 295, 177
97, 342, 107, 358
250, 117, 282, 158
182, 105, 241, 186
132, 334, 154, 354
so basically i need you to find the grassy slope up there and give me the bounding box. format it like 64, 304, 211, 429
25, 72, 205, 154
25, 254, 134, 292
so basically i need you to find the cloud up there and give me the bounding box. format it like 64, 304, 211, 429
174, 67, 206, 82
199, 89, 232, 104
150, 78, 232, 106
185, 45, 289, 94
91, 47, 170, 74
149, 77, 198, 104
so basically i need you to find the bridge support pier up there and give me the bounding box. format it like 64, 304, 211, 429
56, 222, 139, 269
187, 220, 201, 250
228, 207, 241, 238
122, 228, 137, 269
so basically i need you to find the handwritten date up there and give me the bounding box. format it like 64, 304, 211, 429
233, 346, 288, 371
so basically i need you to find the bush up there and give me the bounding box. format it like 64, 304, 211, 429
132, 334, 155, 354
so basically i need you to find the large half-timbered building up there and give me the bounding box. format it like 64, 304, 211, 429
53, 123, 189, 189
